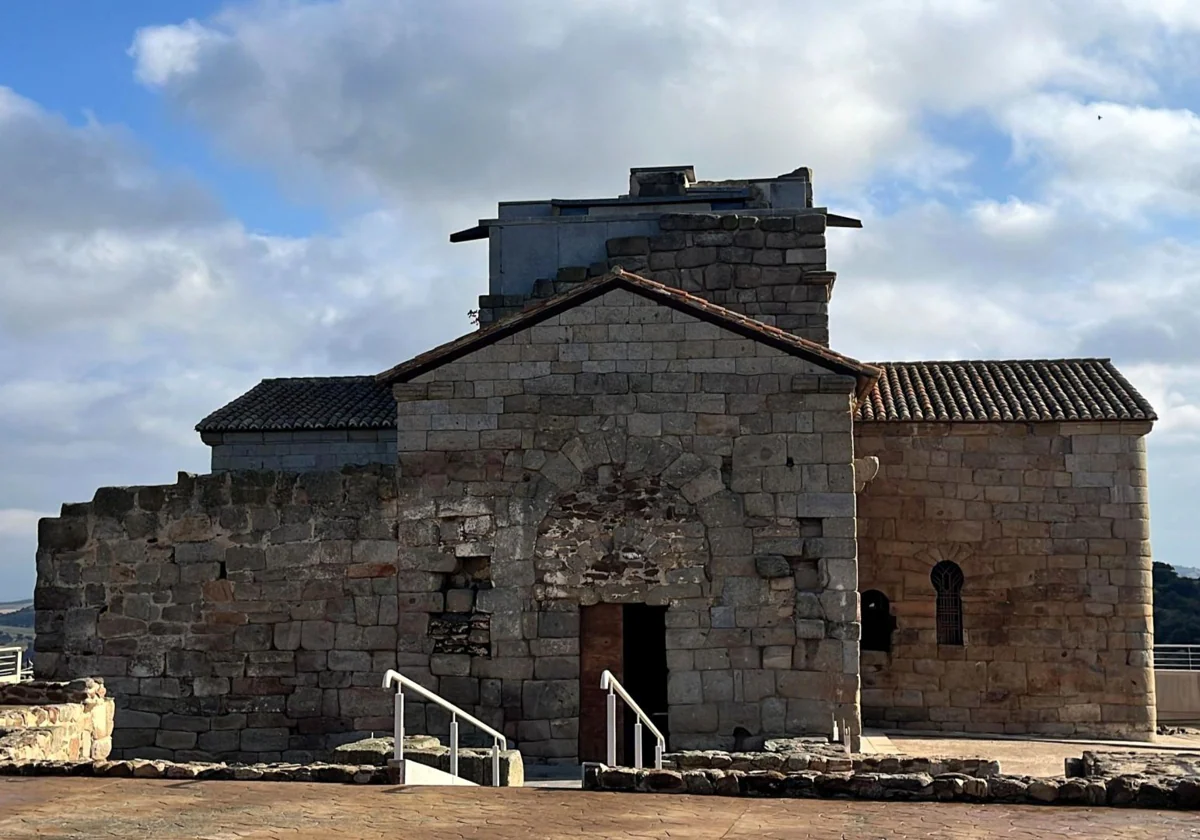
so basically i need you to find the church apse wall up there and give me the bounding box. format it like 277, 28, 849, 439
854, 420, 1156, 739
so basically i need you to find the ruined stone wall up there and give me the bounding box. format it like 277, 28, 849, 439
0, 678, 114, 762
854, 420, 1156, 739
394, 287, 861, 759
478, 211, 835, 346
35, 466, 404, 763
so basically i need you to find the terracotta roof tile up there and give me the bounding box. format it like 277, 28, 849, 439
855, 359, 1156, 423
196, 376, 394, 433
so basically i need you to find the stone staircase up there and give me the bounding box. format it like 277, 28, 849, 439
331, 735, 524, 786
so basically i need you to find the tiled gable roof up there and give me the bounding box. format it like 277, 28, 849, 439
855, 359, 1156, 423
196, 376, 395, 433
376, 269, 882, 396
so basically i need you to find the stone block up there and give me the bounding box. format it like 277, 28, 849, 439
301, 621, 336, 651
240, 728, 290, 752
155, 730, 198, 751
755, 555, 791, 579
702, 670, 734, 702
668, 671, 703, 704
695, 648, 731, 670
670, 704, 719, 733
733, 435, 787, 468
533, 656, 580, 680
522, 680, 579, 719
445, 589, 475, 613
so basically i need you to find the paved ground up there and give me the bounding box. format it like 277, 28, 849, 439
870, 731, 1200, 777
1, 778, 1197, 839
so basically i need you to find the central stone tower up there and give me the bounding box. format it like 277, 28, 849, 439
452, 165, 861, 346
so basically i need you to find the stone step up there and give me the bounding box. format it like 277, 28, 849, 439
332, 736, 524, 786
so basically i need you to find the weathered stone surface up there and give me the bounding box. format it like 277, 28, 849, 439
857, 420, 1155, 740
41, 279, 865, 765
0, 680, 113, 763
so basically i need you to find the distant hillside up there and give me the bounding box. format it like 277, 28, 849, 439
0, 605, 33, 628
1154, 562, 1200, 644
0, 602, 33, 655
1173, 566, 1200, 580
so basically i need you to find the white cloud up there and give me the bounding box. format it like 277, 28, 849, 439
968, 198, 1058, 241
126, 0, 1181, 212
1002, 95, 1200, 220
129, 19, 224, 87
0, 82, 486, 597
3, 0, 1200, 593
1119, 363, 1200, 441
0, 509, 47, 537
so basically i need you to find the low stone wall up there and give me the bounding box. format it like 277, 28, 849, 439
0, 758, 392, 784
35, 467, 407, 763
0, 679, 113, 763
662, 749, 1000, 778
582, 764, 1200, 809
1077, 750, 1200, 779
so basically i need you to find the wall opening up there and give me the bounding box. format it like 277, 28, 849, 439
931, 561, 965, 646
860, 589, 895, 653
622, 603, 669, 761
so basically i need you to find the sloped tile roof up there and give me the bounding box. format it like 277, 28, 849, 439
196, 376, 395, 432
376, 268, 882, 396
855, 359, 1156, 423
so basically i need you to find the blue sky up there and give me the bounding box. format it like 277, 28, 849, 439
0, 2, 328, 237
2, 0, 1200, 599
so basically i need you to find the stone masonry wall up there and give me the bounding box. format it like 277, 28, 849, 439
203, 429, 396, 473
478, 211, 835, 346
854, 420, 1156, 738
35, 466, 404, 763
0, 678, 114, 762
34, 289, 862, 764
393, 287, 862, 759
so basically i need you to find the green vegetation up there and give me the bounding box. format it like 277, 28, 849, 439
0, 601, 33, 654
0, 624, 33, 653
1153, 562, 1200, 644
1, 605, 33, 628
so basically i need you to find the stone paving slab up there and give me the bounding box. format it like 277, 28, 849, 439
1, 777, 1198, 839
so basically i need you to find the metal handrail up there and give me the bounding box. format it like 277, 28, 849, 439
600, 669, 664, 770
382, 669, 509, 786
0, 646, 24, 685
1154, 644, 1200, 671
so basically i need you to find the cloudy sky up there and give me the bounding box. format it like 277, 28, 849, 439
3, 0, 1200, 599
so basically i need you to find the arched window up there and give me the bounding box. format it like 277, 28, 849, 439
861, 589, 896, 653
930, 561, 964, 646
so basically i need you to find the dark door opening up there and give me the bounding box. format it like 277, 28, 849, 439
622, 604, 669, 762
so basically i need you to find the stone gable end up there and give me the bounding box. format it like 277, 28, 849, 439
388, 286, 864, 758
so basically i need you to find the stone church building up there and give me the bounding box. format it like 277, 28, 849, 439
34, 166, 1158, 764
